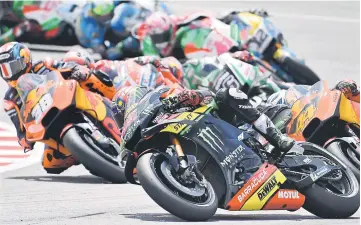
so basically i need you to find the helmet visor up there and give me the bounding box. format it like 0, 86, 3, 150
150, 29, 171, 45
0, 57, 26, 81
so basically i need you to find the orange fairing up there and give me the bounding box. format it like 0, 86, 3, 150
262, 189, 305, 210
287, 81, 341, 141
339, 94, 360, 125
75, 83, 107, 121
24, 72, 76, 141
226, 163, 278, 210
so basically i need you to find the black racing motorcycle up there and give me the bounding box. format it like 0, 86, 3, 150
119, 87, 359, 221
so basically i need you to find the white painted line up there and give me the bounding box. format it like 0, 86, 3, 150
0, 150, 29, 155
0, 141, 21, 147
0, 122, 16, 132
0, 158, 21, 163
273, 13, 359, 23
0, 149, 26, 152
0, 131, 17, 137
0, 122, 43, 173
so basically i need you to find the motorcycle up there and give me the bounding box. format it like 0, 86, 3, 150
219, 11, 320, 85
16, 70, 126, 183
182, 52, 294, 105
271, 81, 360, 180
120, 87, 359, 221
0, 1, 81, 46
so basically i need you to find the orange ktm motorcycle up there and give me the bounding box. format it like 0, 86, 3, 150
16, 70, 126, 183
118, 87, 359, 221
271, 81, 360, 180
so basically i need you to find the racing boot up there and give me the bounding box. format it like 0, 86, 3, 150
253, 113, 295, 152
42, 146, 79, 174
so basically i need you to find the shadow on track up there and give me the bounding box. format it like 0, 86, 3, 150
6, 175, 111, 184
119, 212, 354, 222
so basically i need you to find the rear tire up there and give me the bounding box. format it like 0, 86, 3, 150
281, 57, 320, 85
326, 141, 360, 182
298, 143, 360, 218
137, 152, 218, 221
62, 127, 126, 183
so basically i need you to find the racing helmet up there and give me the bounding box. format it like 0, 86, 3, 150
63, 50, 94, 67
89, 1, 115, 24
0, 42, 32, 87
141, 11, 176, 56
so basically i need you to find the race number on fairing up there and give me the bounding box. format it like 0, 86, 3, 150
31, 93, 53, 122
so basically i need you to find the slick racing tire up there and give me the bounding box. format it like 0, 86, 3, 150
137, 152, 218, 221
326, 140, 360, 182
62, 127, 126, 184
281, 57, 320, 85
299, 143, 360, 218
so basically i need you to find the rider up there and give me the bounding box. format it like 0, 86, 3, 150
0, 42, 114, 174
112, 78, 360, 155
267, 80, 360, 105
112, 85, 297, 154
75, 0, 170, 60
137, 9, 269, 59
0, 1, 75, 45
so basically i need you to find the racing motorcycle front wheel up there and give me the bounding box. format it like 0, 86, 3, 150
136, 152, 218, 221
62, 126, 126, 184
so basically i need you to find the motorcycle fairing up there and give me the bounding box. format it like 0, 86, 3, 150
339, 93, 360, 125
226, 163, 304, 211
18, 72, 75, 141
287, 81, 360, 141
75, 83, 107, 121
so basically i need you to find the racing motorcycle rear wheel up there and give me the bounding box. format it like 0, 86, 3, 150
136, 152, 218, 221
326, 140, 360, 182
281, 57, 320, 85
288, 143, 359, 218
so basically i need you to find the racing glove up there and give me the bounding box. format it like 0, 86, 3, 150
69, 65, 91, 81
334, 79, 360, 97
231, 50, 254, 63
134, 55, 167, 69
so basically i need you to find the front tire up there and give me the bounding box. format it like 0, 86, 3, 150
298, 143, 360, 218
137, 152, 218, 221
62, 127, 126, 183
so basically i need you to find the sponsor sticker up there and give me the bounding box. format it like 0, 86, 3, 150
237, 168, 268, 203
277, 190, 300, 199
257, 176, 277, 200
0, 53, 10, 60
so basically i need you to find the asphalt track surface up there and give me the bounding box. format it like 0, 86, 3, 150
0, 1, 360, 225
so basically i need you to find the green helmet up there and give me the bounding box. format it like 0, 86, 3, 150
89, 1, 114, 24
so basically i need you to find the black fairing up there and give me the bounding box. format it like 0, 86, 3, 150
183, 114, 263, 205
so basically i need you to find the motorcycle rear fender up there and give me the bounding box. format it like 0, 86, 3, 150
59, 122, 93, 140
